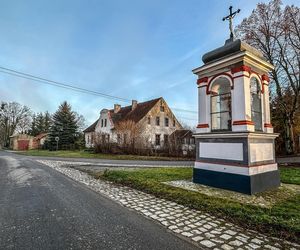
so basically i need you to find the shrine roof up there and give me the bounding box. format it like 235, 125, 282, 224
202, 39, 264, 64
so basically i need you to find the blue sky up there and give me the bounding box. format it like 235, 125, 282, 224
0, 0, 298, 127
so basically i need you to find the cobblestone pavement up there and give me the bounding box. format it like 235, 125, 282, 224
37, 160, 300, 250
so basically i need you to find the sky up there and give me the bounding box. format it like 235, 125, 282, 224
0, 0, 298, 127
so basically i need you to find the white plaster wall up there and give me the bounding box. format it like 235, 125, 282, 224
249, 142, 274, 162
199, 142, 244, 161
85, 132, 94, 148
198, 87, 207, 125
194, 161, 277, 176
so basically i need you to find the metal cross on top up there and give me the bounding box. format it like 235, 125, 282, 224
222, 6, 241, 40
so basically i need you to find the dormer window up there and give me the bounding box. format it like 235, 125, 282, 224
101, 119, 103, 127
148, 116, 151, 124
160, 106, 164, 112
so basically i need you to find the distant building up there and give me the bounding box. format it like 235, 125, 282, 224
169, 129, 195, 155
10, 133, 48, 151
83, 97, 183, 149
10, 134, 35, 150
32, 133, 48, 149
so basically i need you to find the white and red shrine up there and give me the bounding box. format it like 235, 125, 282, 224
192, 35, 280, 194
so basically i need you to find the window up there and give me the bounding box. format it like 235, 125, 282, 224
210, 77, 232, 131
104, 119, 107, 127
156, 117, 160, 126
250, 77, 262, 131
155, 134, 161, 146
173, 119, 176, 127
124, 134, 127, 144
91, 134, 94, 144
165, 117, 169, 127
101, 134, 106, 143
190, 138, 195, 144
148, 116, 151, 125
101, 119, 103, 127
117, 134, 121, 144
164, 134, 169, 145
160, 106, 165, 112
107, 134, 110, 142
87, 135, 90, 144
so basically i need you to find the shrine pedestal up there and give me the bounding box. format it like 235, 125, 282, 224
193, 132, 280, 194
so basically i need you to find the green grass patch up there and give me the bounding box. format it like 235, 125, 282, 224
280, 167, 300, 185
92, 167, 300, 243
15, 149, 191, 161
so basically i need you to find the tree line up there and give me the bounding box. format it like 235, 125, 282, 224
0, 101, 85, 150
236, 0, 300, 155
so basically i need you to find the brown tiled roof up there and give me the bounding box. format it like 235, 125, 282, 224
83, 97, 162, 133
109, 97, 161, 124
34, 133, 48, 140
83, 119, 98, 133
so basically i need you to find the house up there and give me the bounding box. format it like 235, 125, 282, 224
83, 97, 183, 149
10, 133, 48, 151
32, 133, 48, 149
169, 129, 196, 155
10, 134, 35, 150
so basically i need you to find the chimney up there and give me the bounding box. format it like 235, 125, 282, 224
132, 100, 138, 110
114, 104, 121, 113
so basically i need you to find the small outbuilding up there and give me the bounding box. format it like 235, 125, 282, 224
10, 134, 35, 151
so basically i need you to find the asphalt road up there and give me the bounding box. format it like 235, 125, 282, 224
0, 151, 198, 250
14, 153, 194, 167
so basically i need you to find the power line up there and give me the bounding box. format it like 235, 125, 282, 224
0, 65, 198, 115
0, 66, 131, 103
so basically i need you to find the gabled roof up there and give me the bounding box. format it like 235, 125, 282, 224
83, 119, 98, 133
83, 97, 175, 133
109, 97, 161, 124
34, 133, 48, 140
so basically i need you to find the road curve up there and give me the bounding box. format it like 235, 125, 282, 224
0, 151, 198, 250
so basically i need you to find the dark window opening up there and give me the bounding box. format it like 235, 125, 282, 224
155, 134, 161, 146
156, 117, 160, 126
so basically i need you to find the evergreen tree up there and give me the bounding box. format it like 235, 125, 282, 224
44, 111, 51, 132
49, 101, 78, 150
29, 114, 38, 136
29, 112, 52, 136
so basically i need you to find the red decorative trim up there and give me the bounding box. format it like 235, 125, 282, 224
231, 65, 251, 74
197, 123, 209, 128
207, 73, 233, 95
262, 74, 270, 83
233, 74, 250, 80
198, 85, 207, 88
197, 77, 209, 85
196, 160, 275, 168
264, 123, 273, 128
232, 120, 254, 126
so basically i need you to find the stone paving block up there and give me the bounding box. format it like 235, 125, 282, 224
221, 244, 234, 250
181, 232, 193, 237
39, 160, 300, 250
220, 234, 232, 240
228, 240, 243, 247
192, 236, 204, 242
200, 240, 216, 248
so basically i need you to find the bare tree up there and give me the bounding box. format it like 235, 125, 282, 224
0, 102, 32, 147
236, 0, 300, 154
115, 120, 144, 153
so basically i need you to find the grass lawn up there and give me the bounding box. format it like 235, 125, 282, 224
16, 149, 192, 161
91, 166, 300, 243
